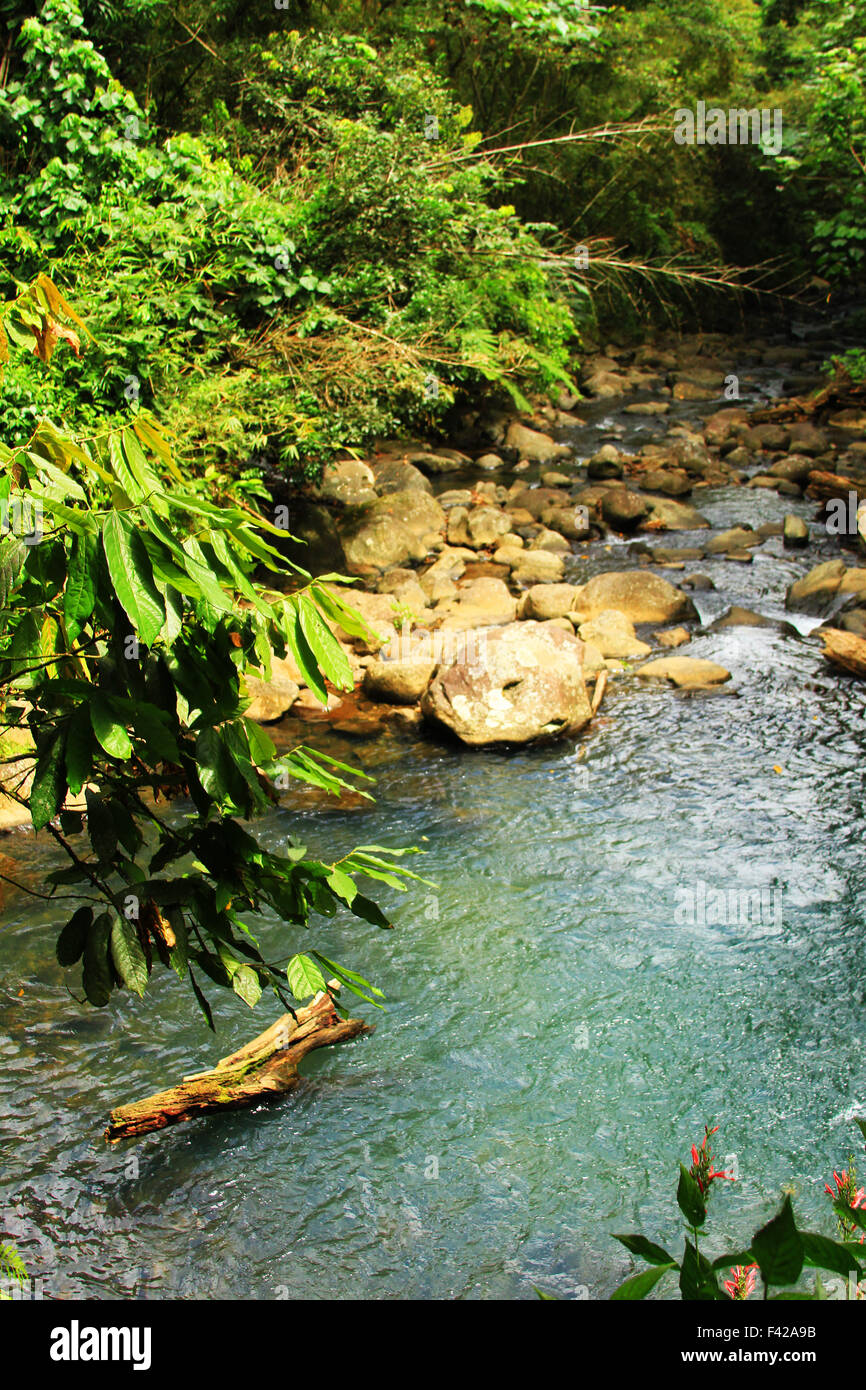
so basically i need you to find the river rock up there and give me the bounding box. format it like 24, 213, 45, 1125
244, 674, 300, 723
311, 457, 377, 507
706, 526, 762, 555
601, 488, 649, 530
743, 424, 790, 452
363, 653, 437, 704
421, 621, 592, 744
653, 626, 691, 648
572, 571, 697, 625
505, 421, 572, 464
708, 606, 777, 630
407, 451, 465, 474
635, 657, 731, 687
787, 422, 828, 456
340, 490, 446, 574
518, 583, 582, 620
510, 550, 566, 584
577, 609, 651, 659
587, 450, 624, 480
530, 526, 570, 553
770, 454, 815, 485
785, 559, 848, 613
820, 627, 866, 680
436, 576, 517, 630
783, 515, 809, 548
541, 505, 592, 541
447, 505, 511, 549
508, 487, 570, 520
371, 458, 433, 495
641, 497, 710, 531
640, 468, 692, 496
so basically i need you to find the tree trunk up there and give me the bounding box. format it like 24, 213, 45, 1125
105, 991, 371, 1141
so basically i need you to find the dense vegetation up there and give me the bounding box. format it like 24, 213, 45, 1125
1, 0, 864, 487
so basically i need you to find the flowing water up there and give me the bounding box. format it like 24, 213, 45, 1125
2, 332, 866, 1300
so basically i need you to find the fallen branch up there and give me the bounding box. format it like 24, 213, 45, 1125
105, 991, 371, 1141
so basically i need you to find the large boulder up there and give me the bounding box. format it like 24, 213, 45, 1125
572, 571, 697, 625
785, 559, 848, 614
339, 490, 446, 575
421, 621, 591, 745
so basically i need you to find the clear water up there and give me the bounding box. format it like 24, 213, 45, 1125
2, 361, 866, 1301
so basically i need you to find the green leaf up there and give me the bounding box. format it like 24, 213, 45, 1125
110, 914, 149, 996
63, 530, 97, 638
834, 1200, 866, 1234
65, 702, 93, 795
85, 789, 117, 864
349, 892, 393, 928
680, 1238, 724, 1301
298, 594, 353, 690
231, 964, 262, 1009
676, 1165, 707, 1229
610, 1263, 677, 1300
283, 598, 327, 703
188, 966, 215, 1031
56, 905, 92, 966
90, 693, 133, 761
82, 912, 114, 1007
102, 511, 165, 645
326, 865, 357, 906
800, 1230, 862, 1279
30, 724, 67, 831
286, 952, 328, 1001
614, 1234, 676, 1266
751, 1197, 804, 1287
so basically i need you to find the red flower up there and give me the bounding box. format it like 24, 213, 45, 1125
689, 1125, 735, 1196
723, 1264, 758, 1300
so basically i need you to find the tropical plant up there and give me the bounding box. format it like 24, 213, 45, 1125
0, 271, 426, 1027
608, 1120, 866, 1301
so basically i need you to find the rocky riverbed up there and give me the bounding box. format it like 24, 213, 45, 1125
246, 324, 866, 753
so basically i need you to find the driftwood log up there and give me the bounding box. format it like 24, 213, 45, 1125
820, 628, 866, 681
105, 991, 371, 1141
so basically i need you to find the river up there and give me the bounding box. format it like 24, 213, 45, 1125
2, 322, 865, 1300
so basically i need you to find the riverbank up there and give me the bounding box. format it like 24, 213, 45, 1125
241, 326, 866, 760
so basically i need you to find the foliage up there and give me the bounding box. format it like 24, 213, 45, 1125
0, 1240, 27, 1298
0, 275, 428, 1026
0, 0, 580, 480
604, 1120, 866, 1301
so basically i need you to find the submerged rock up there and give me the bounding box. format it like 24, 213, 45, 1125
635, 657, 731, 687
